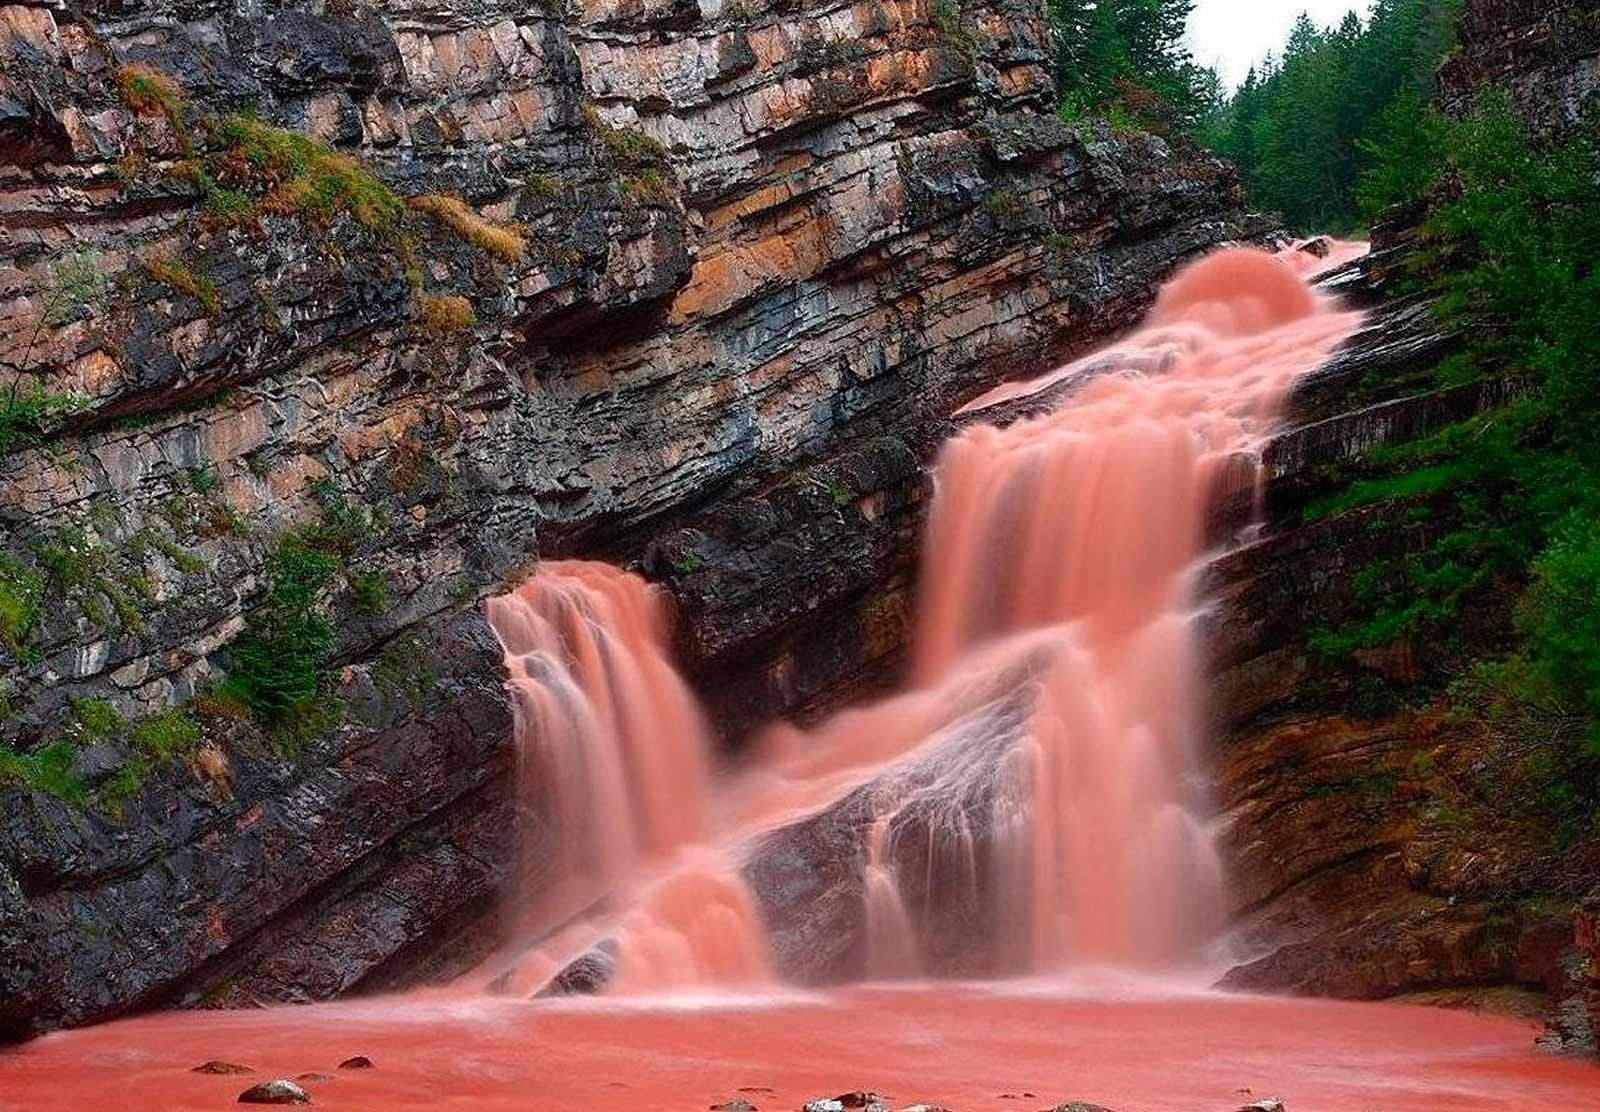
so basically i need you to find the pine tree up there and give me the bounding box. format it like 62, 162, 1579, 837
1194, 0, 1465, 231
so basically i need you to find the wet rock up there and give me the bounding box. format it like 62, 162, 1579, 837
336, 1056, 373, 1070
296, 1072, 333, 1082
745, 678, 1043, 983
1296, 236, 1331, 258
802, 1101, 845, 1112
711, 1100, 758, 1112
1043, 1104, 1116, 1112
533, 938, 619, 998
834, 1094, 890, 1111
193, 1060, 254, 1074
1439, 0, 1600, 136
237, 1079, 311, 1104
0, 0, 1262, 1043
1238, 1100, 1284, 1112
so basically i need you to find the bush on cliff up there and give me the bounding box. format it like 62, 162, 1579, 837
220, 537, 339, 719
1313, 92, 1600, 829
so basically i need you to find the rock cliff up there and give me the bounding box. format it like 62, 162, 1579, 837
1203, 5, 1600, 1052
0, 0, 1259, 1036
1438, 0, 1600, 133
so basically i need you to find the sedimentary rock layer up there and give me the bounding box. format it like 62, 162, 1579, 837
0, 0, 1257, 1035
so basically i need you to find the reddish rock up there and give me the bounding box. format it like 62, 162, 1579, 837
192, 1061, 254, 1074
336, 1056, 373, 1070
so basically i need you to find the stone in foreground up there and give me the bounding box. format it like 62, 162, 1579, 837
238, 1078, 312, 1105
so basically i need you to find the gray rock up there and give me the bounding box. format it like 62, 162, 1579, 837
237, 1079, 311, 1105
533, 938, 619, 998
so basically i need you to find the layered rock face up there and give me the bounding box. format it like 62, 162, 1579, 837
0, 0, 1258, 1036
1438, 0, 1600, 133
1200, 254, 1600, 1053
1197, 5, 1600, 1050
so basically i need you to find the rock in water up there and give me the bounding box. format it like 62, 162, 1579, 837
296, 1073, 334, 1082
1044, 1105, 1118, 1112
237, 1079, 311, 1104
336, 1056, 374, 1070
193, 1061, 254, 1074
1239, 1101, 1286, 1112
711, 1101, 758, 1111
533, 938, 619, 998
802, 1101, 845, 1112
1296, 236, 1332, 258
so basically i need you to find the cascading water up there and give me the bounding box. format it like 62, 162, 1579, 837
483, 246, 1366, 991
483, 563, 769, 992
14, 241, 1600, 1112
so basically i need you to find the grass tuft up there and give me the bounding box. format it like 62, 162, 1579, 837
416, 294, 476, 335
116, 64, 186, 127
195, 115, 404, 234
408, 194, 525, 262
145, 256, 221, 316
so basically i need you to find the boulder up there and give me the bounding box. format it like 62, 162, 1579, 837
237, 1079, 311, 1105
533, 938, 619, 998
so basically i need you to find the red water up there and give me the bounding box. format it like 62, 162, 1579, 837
483, 564, 768, 992
3, 985, 1595, 1111
480, 248, 1368, 988
6, 244, 1590, 1104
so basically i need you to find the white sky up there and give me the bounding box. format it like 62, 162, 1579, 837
1189, 0, 1377, 88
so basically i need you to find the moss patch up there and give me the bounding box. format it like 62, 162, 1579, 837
0, 554, 45, 658
145, 255, 221, 315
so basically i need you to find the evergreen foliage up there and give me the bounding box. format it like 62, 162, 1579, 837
1197, 0, 1464, 230
1051, 0, 1215, 133
1310, 94, 1600, 828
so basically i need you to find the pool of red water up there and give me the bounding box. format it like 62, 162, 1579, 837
2, 985, 1594, 1111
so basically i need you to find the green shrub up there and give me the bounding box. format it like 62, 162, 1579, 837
131, 707, 203, 759
0, 382, 82, 456
0, 554, 44, 658
1522, 513, 1600, 734
221, 537, 339, 718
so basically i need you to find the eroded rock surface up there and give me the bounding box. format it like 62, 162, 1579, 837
0, 0, 1257, 1038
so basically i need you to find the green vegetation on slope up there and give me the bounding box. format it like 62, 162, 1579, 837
1310, 93, 1600, 835
1197, 0, 1463, 231
1050, 0, 1217, 134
